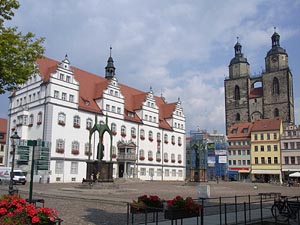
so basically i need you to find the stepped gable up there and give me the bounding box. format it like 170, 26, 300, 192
252, 118, 281, 131
36, 57, 177, 130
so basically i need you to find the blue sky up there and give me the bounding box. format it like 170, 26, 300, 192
1, 0, 300, 135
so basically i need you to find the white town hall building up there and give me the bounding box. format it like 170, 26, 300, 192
6, 53, 186, 183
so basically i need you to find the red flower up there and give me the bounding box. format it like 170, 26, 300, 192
32, 215, 40, 224
0, 207, 7, 215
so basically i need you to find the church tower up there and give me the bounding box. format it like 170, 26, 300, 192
224, 30, 295, 134
224, 38, 250, 133
262, 29, 294, 128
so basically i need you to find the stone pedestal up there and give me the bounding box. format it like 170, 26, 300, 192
86, 160, 113, 182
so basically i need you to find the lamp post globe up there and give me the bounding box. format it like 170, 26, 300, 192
9, 131, 20, 195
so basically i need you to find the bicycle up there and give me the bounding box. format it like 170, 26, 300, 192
271, 196, 300, 222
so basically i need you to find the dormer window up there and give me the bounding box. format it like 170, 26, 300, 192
84, 100, 90, 106
232, 129, 238, 134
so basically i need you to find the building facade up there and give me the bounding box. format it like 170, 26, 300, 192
6, 54, 186, 183
187, 130, 227, 182
0, 118, 7, 166
280, 124, 300, 182
227, 122, 252, 181
250, 118, 282, 183
224, 31, 294, 134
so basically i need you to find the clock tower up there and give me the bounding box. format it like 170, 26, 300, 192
263, 28, 294, 128
224, 29, 294, 134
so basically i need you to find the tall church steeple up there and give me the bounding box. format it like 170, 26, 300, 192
228, 37, 250, 79
105, 47, 116, 80
265, 27, 288, 72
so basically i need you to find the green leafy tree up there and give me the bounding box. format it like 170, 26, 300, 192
0, 0, 45, 94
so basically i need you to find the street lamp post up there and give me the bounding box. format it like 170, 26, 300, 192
9, 131, 20, 195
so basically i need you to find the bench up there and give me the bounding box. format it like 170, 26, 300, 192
259, 192, 281, 199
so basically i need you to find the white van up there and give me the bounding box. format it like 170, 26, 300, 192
0, 167, 27, 185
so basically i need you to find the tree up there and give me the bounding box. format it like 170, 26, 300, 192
0, 0, 45, 94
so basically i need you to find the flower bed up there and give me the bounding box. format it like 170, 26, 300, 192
0, 194, 61, 224
130, 195, 163, 213
165, 196, 201, 220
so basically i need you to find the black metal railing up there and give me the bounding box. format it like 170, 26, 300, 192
126, 194, 300, 225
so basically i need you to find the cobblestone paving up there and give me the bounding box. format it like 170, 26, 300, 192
1, 180, 299, 225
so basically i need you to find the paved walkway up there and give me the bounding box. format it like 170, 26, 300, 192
1, 180, 299, 225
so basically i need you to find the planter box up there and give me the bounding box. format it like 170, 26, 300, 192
130, 205, 163, 214
164, 209, 200, 220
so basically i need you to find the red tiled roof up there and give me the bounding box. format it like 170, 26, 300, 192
251, 118, 282, 132
0, 118, 7, 144
249, 87, 263, 99
36, 57, 176, 130
227, 122, 253, 139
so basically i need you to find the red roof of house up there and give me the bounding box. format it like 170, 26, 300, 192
36, 57, 176, 130
249, 87, 263, 99
251, 118, 282, 132
227, 122, 253, 139
0, 118, 7, 144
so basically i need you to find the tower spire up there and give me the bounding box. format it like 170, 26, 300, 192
105, 46, 116, 79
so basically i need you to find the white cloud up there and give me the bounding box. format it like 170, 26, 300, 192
1, 0, 299, 135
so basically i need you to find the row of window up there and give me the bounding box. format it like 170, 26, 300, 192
228, 141, 250, 146
228, 149, 250, 156
254, 145, 278, 152
139, 150, 182, 162
254, 157, 279, 164
54, 90, 74, 102
111, 123, 182, 145
139, 168, 183, 177
12, 112, 43, 128
55, 160, 78, 174
282, 142, 300, 150
56, 139, 91, 155
16, 91, 41, 107
253, 133, 278, 141
105, 104, 122, 114
228, 159, 251, 166
59, 73, 72, 83
284, 156, 300, 165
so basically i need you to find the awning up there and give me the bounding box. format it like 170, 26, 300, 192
251, 170, 281, 175
238, 170, 250, 173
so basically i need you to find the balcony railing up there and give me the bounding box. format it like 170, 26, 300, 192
117, 153, 137, 160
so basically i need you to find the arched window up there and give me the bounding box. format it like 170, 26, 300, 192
86, 118, 93, 130
140, 129, 145, 140
131, 127, 136, 138
29, 114, 34, 126
164, 153, 168, 162
234, 85, 240, 100
73, 115, 80, 128
37, 112, 43, 125
71, 141, 80, 155
58, 113, 65, 124
148, 151, 153, 161
157, 133, 161, 142
139, 149, 145, 160
148, 131, 153, 141
171, 135, 175, 145
236, 113, 240, 121
111, 123, 117, 134
121, 125, 126, 137
164, 134, 168, 144
273, 77, 280, 95
274, 108, 279, 117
